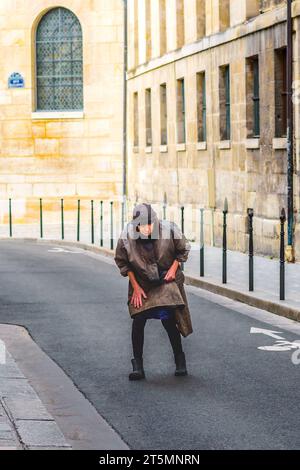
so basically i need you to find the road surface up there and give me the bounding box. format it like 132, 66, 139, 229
0, 240, 299, 450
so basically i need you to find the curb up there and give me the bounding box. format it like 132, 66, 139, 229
2, 237, 300, 323
0, 323, 129, 450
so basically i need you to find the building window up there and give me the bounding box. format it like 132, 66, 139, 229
145, 0, 151, 61
133, 92, 139, 147
246, 0, 260, 19
159, 0, 167, 56
260, 0, 282, 13
219, 0, 230, 31
246, 56, 260, 138
177, 78, 186, 144
176, 0, 185, 48
36, 7, 83, 111
145, 88, 152, 147
197, 72, 207, 142
275, 48, 287, 138
219, 65, 231, 141
196, 0, 206, 39
160, 83, 168, 145
134, 0, 139, 67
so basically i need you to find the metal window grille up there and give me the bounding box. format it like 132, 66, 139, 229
36, 7, 83, 111
253, 58, 260, 137
177, 78, 186, 144
225, 66, 231, 140
197, 72, 207, 142
202, 74, 207, 142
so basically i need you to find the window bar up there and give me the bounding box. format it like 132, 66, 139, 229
202, 74, 207, 142
253, 59, 260, 137
225, 66, 231, 140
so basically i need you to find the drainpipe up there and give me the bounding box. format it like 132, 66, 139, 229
122, 0, 128, 229
286, 0, 295, 262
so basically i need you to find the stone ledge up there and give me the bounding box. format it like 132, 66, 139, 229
31, 111, 84, 120
196, 141, 207, 151
176, 143, 186, 152
273, 137, 287, 150
245, 138, 260, 149
218, 140, 231, 150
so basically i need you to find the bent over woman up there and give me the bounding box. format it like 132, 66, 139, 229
114, 203, 193, 381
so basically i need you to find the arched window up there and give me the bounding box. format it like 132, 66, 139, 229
36, 7, 83, 111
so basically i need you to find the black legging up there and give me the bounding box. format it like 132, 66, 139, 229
132, 313, 183, 359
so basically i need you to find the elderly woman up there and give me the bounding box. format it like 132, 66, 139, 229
114, 203, 193, 381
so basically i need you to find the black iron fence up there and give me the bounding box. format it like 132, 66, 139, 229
3, 197, 289, 301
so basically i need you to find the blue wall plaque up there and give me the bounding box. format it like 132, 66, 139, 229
8, 72, 25, 89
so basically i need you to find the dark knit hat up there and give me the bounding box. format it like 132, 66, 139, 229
132, 203, 158, 226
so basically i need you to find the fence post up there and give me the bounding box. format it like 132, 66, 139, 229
77, 200, 80, 242
9, 199, 12, 237
110, 201, 114, 250
40, 198, 43, 239
180, 206, 185, 272
247, 208, 254, 292
163, 192, 167, 220
91, 200, 94, 245
121, 198, 125, 230
100, 201, 103, 247
61, 199, 64, 240
280, 208, 286, 301
200, 208, 204, 277
222, 198, 228, 284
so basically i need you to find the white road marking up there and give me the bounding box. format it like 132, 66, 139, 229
48, 247, 82, 254
250, 327, 300, 352
250, 327, 285, 340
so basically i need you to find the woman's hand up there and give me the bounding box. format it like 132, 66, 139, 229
130, 284, 147, 309
128, 271, 147, 309
164, 260, 179, 282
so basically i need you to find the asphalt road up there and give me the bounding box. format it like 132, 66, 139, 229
0, 240, 299, 450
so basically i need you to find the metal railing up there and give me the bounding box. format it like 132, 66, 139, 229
2, 197, 289, 301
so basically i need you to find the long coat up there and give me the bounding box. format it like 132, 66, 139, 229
114, 219, 193, 337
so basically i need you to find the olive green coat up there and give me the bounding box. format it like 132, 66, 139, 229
114, 220, 193, 337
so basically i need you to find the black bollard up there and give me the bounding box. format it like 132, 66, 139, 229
110, 201, 114, 250
200, 208, 204, 277
181, 206, 185, 272
9, 199, 12, 237
247, 208, 254, 291
280, 208, 286, 301
61, 199, 64, 240
40, 198, 43, 239
222, 198, 228, 284
121, 199, 125, 230
100, 201, 103, 247
77, 200, 80, 242
91, 200, 94, 245
163, 192, 167, 220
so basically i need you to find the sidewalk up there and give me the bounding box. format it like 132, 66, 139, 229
0, 339, 71, 450
185, 243, 300, 315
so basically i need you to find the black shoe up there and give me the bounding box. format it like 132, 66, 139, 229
175, 352, 188, 376
129, 358, 145, 381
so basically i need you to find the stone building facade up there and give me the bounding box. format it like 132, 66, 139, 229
1, 0, 300, 260
0, 0, 124, 234
127, 0, 300, 261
